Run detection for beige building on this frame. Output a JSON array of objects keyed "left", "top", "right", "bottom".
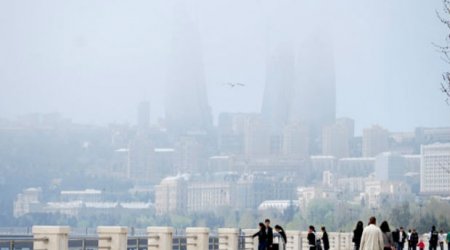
[
  {"left": 244, "top": 116, "right": 270, "bottom": 158},
  {"left": 154, "top": 175, "right": 188, "bottom": 215},
  {"left": 282, "top": 123, "right": 309, "bottom": 159},
  {"left": 362, "top": 125, "right": 389, "bottom": 157},
  {"left": 322, "top": 118, "right": 354, "bottom": 159}
]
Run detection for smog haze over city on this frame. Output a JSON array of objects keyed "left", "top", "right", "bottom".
[{"left": 1, "top": 0, "right": 450, "bottom": 241}]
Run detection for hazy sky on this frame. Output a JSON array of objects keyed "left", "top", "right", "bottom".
[{"left": 0, "top": 0, "right": 449, "bottom": 134}]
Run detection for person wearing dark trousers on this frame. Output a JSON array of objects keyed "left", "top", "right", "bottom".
[
  {"left": 409, "top": 229, "right": 419, "bottom": 250},
  {"left": 307, "top": 226, "right": 316, "bottom": 250},
  {"left": 446, "top": 231, "right": 450, "bottom": 250},
  {"left": 429, "top": 226, "right": 439, "bottom": 250},
  {"left": 273, "top": 225, "right": 287, "bottom": 250},
  {"left": 253, "top": 223, "right": 267, "bottom": 250},
  {"left": 321, "top": 227, "right": 330, "bottom": 250},
  {"left": 398, "top": 227, "right": 407, "bottom": 250},
  {"left": 393, "top": 229, "right": 400, "bottom": 250},
  {"left": 407, "top": 229, "right": 412, "bottom": 250},
  {"left": 265, "top": 219, "right": 274, "bottom": 249},
  {"left": 353, "top": 221, "right": 364, "bottom": 250}
]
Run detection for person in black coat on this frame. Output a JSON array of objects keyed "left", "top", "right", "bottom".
[
  {"left": 265, "top": 218, "right": 274, "bottom": 249},
  {"left": 253, "top": 223, "right": 267, "bottom": 250},
  {"left": 307, "top": 225, "right": 316, "bottom": 250},
  {"left": 393, "top": 228, "right": 400, "bottom": 247},
  {"left": 352, "top": 221, "right": 364, "bottom": 250},
  {"left": 321, "top": 227, "right": 330, "bottom": 250},
  {"left": 409, "top": 229, "right": 419, "bottom": 250},
  {"left": 429, "top": 226, "right": 439, "bottom": 250}
]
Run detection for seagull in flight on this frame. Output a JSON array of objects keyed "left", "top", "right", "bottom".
[{"left": 224, "top": 82, "right": 245, "bottom": 88}]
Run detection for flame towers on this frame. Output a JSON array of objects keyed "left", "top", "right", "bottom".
[
  {"left": 165, "top": 5, "right": 212, "bottom": 135},
  {"left": 262, "top": 27, "right": 336, "bottom": 153}
]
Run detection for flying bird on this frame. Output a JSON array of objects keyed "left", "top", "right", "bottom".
[{"left": 224, "top": 82, "right": 245, "bottom": 88}]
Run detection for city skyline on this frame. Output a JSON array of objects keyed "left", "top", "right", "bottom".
[{"left": 0, "top": 0, "right": 449, "bottom": 134}]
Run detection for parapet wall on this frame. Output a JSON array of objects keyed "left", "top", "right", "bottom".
[{"left": 30, "top": 226, "right": 354, "bottom": 250}]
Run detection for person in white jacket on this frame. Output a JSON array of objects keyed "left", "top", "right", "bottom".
[{"left": 360, "top": 217, "right": 384, "bottom": 250}]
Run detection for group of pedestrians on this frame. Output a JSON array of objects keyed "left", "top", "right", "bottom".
[
  {"left": 252, "top": 219, "right": 287, "bottom": 250},
  {"left": 252, "top": 218, "right": 330, "bottom": 250},
  {"left": 355, "top": 216, "right": 450, "bottom": 250},
  {"left": 253, "top": 217, "right": 450, "bottom": 250}
]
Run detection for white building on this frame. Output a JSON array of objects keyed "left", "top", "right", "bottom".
[
  {"left": 420, "top": 143, "right": 450, "bottom": 195},
  {"left": 258, "top": 200, "right": 300, "bottom": 213},
  {"left": 13, "top": 188, "right": 42, "bottom": 218},
  {"left": 60, "top": 189, "right": 102, "bottom": 202},
  {"left": 187, "top": 182, "right": 235, "bottom": 212}
]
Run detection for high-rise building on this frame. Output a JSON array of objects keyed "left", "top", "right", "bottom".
[
  {"left": 165, "top": 5, "right": 212, "bottom": 135},
  {"left": 137, "top": 101, "right": 150, "bottom": 134},
  {"left": 261, "top": 45, "right": 295, "bottom": 133},
  {"left": 174, "top": 136, "right": 204, "bottom": 174},
  {"left": 337, "top": 157, "right": 375, "bottom": 177},
  {"left": 243, "top": 116, "right": 271, "bottom": 158},
  {"left": 127, "top": 136, "right": 153, "bottom": 181},
  {"left": 362, "top": 125, "right": 389, "bottom": 157},
  {"left": 322, "top": 118, "right": 354, "bottom": 159},
  {"left": 420, "top": 143, "right": 450, "bottom": 195},
  {"left": 289, "top": 31, "right": 336, "bottom": 144},
  {"left": 415, "top": 127, "right": 450, "bottom": 150},
  {"left": 282, "top": 123, "right": 309, "bottom": 159},
  {"left": 374, "top": 152, "right": 407, "bottom": 181}
]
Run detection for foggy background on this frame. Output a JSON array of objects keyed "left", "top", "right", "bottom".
[{"left": 0, "top": 0, "right": 448, "bottom": 133}]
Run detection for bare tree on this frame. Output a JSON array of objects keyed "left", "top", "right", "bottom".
[{"left": 437, "top": 0, "right": 450, "bottom": 103}]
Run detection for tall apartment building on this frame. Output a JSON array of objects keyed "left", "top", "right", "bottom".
[
  {"left": 420, "top": 143, "right": 450, "bottom": 195},
  {"left": 362, "top": 125, "right": 389, "bottom": 157}
]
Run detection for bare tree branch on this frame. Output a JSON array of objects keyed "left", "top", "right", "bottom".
[{"left": 437, "top": 0, "right": 450, "bottom": 102}]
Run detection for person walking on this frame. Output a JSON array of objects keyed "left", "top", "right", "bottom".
[
  {"left": 446, "top": 230, "right": 450, "bottom": 250},
  {"left": 407, "top": 229, "right": 412, "bottom": 250},
  {"left": 393, "top": 228, "right": 400, "bottom": 250},
  {"left": 353, "top": 221, "right": 364, "bottom": 250},
  {"left": 307, "top": 226, "right": 317, "bottom": 250},
  {"left": 409, "top": 229, "right": 419, "bottom": 250},
  {"left": 438, "top": 230, "right": 445, "bottom": 250},
  {"left": 253, "top": 223, "right": 267, "bottom": 250},
  {"left": 273, "top": 225, "right": 287, "bottom": 250},
  {"left": 398, "top": 227, "right": 407, "bottom": 250},
  {"left": 380, "top": 221, "right": 395, "bottom": 250},
  {"left": 265, "top": 219, "right": 274, "bottom": 249},
  {"left": 417, "top": 239, "right": 425, "bottom": 250},
  {"left": 321, "top": 227, "right": 330, "bottom": 250},
  {"left": 429, "top": 226, "right": 439, "bottom": 250},
  {"left": 360, "top": 217, "right": 384, "bottom": 250}
]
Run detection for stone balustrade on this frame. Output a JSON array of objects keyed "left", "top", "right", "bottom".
[
  {"left": 30, "top": 226, "right": 355, "bottom": 250},
  {"left": 32, "top": 226, "right": 70, "bottom": 250}
]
